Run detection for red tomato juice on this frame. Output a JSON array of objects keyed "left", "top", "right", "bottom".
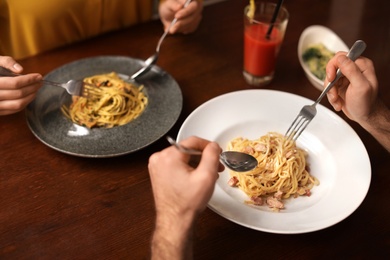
[{"left": 244, "top": 24, "right": 283, "bottom": 76}]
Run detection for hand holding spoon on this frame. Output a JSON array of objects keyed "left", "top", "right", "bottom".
[
  {"left": 130, "top": 0, "right": 192, "bottom": 80},
  {"left": 166, "top": 136, "right": 258, "bottom": 172}
]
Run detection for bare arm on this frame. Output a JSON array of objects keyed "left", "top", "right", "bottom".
[
  {"left": 358, "top": 99, "right": 390, "bottom": 152},
  {"left": 148, "top": 136, "right": 223, "bottom": 259}
]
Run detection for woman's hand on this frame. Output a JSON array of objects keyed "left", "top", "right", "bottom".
[
  {"left": 0, "top": 56, "right": 42, "bottom": 115},
  {"left": 159, "top": 0, "right": 204, "bottom": 34}
]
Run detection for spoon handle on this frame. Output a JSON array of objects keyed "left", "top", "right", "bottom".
[
  {"left": 166, "top": 136, "right": 202, "bottom": 155},
  {"left": 156, "top": 0, "right": 192, "bottom": 52}
]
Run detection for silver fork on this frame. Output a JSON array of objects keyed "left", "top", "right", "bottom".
[
  {"left": 285, "top": 40, "right": 367, "bottom": 141},
  {"left": 130, "top": 0, "right": 192, "bottom": 80},
  {"left": 0, "top": 66, "right": 92, "bottom": 97}
]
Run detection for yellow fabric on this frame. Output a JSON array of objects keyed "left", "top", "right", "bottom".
[{"left": 0, "top": 0, "right": 154, "bottom": 59}]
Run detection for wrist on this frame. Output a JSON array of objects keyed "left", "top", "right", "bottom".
[
  {"left": 359, "top": 100, "right": 389, "bottom": 129},
  {"left": 154, "top": 209, "right": 196, "bottom": 242},
  {"left": 151, "top": 210, "right": 197, "bottom": 259},
  {"left": 359, "top": 100, "right": 390, "bottom": 152}
]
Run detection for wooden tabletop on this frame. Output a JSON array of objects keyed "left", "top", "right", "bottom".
[{"left": 1, "top": 0, "right": 389, "bottom": 258}]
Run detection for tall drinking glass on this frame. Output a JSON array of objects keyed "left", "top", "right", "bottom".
[{"left": 243, "top": 2, "right": 289, "bottom": 87}]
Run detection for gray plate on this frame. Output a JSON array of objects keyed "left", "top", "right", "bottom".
[{"left": 26, "top": 56, "right": 182, "bottom": 158}]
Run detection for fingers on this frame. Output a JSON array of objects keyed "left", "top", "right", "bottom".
[
  {"left": 0, "top": 56, "right": 24, "bottom": 73},
  {"left": 171, "top": 15, "right": 202, "bottom": 34},
  {"left": 149, "top": 136, "right": 223, "bottom": 175},
  {"left": 0, "top": 72, "right": 42, "bottom": 87},
  {"left": 179, "top": 135, "right": 212, "bottom": 151},
  {"left": 149, "top": 144, "right": 188, "bottom": 169},
  {"left": 197, "top": 142, "right": 224, "bottom": 178},
  {"left": 178, "top": 136, "right": 223, "bottom": 169},
  {"left": 168, "top": 1, "right": 203, "bottom": 34},
  {"left": 0, "top": 79, "right": 42, "bottom": 101},
  {"left": 174, "top": 0, "right": 203, "bottom": 20},
  {"left": 0, "top": 92, "right": 37, "bottom": 115},
  {"left": 0, "top": 71, "right": 42, "bottom": 115},
  {"left": 326, "top": 52, "right": 369, "bottom": 89},
  {"left": 324, "top": 52, "right": 359, "bottom": 111},
  {"left": 326, "top": 76, "right": 349, "bottom": 111},
  {"left": 325, "top": 51, "right": 346, "bottom": 83}
]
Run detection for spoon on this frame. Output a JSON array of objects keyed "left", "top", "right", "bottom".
[
  {"left": 166, "top": 136, "right": 258, "bottom": 172},
  {"left": 130, "top": 0, "right": 192, "bottom": 80}
]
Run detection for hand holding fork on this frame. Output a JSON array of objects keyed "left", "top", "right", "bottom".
[
  {"left": 285, "top": 40, "right": 367, "bottom": 141},
  {"left": 0, "top": 66, "right": 92, "bottom": 97}
]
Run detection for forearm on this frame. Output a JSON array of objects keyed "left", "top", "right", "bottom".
[
  {"left": 359, "top": 100, "right": 390, "bottom": 153},
  {"left": 151, "top": 212, "right": 196, "bottom": 260}
]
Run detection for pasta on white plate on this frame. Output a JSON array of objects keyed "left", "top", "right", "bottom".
[
  {"left": 62, "top": 72, "right": 148, "bottom": 128},
  {"left": 227, "top": 132, "right": 319, "bottom": 211}
]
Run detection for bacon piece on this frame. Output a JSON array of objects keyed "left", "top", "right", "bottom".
[
  {"left": 266, "top": 197, "right": 284, "bottom": 209},
  {"left": 251, "top": 196, "right": 264, "bottom": 206},
  {"left": 228, "top": 176, "right": 239, "bottom": 187},
  {"left": 274, "top": 190, "right": 283, "bottom": 200},
  {"left": 244, "top": 146, "right": 254, "bottom": 154},
  {"left": 297, "top": 187, "right": 311, "bottom": 196},
  {"left": 297, "top": 187, "right": 306, "bottom": 195},
  {"left": 254, "top": 143, "right": 267, "bottom": 153}
]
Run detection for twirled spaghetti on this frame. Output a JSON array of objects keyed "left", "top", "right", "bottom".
[
  {"left": 62, "top": 72, "right": 148, "bottom": 128},
  {"left": 227, "top": 132, "right": 319, "bottom": 210}
]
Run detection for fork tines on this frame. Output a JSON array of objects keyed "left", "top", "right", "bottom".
[
  {"left": 285, "top": 115, "right": 309, "bottom": 141},
  {"left": 81, "top": 83, "right": 101, "bottom": 98},
  {"left": 285, "top": 107, "right": 314, "bottom": 141}
]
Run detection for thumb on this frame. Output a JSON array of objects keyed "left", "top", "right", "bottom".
[
  {"left": 0, "top": 56, "right": 23, "bottom": 73},
  {"left": 196, "top": 142, "right": 222, "bottom": 178}
]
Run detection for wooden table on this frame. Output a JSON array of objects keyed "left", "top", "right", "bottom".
[{"left": 1, "top": 0, "right": 389, "bottom": 258}]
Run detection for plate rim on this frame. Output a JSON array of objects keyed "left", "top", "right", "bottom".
[{"left": 177, "top": 89, "right": 371, "bottom": 234}]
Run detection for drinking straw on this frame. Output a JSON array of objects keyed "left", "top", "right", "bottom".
[{"left": 266, "top": 0, "right": 284, "bottom": 39}]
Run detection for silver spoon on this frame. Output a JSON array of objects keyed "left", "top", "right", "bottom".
[
  {"left": 131, "top": 0, "right": 192, "bottom": 80},
  {"left": 166, "top": 136, "right": 258, "bottom": 172}
]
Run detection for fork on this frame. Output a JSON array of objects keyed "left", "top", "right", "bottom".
[
  {"left": 285, "top": 40, "right": 367, "bottom": 141},
  {"left": 0, "top": 66, "right": 91, "bottom": 97}
]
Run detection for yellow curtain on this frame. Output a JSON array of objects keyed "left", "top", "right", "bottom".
[{"left": 0, "top": 0, "right": 154, "bottom": 59}]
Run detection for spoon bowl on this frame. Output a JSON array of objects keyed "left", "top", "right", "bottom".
[
  {"left": 166, "top": 136, "right": 258, "bottom": 172},
  {"left": 130, "top": 53, "right": 159, "bottom": 80},
  {"left": 219, "top": 151, "right": 258, "bottom": 172}
]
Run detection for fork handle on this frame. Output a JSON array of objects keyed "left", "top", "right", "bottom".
[
  {"left": 0, "top": 66, "right": 63, "bottom": 88},
  {"left": 314, "top": 40, "right": 367, "bottom": 105}
]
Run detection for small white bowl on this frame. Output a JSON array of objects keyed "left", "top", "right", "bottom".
[{"left": 298, "top": 25, "right": 348, "bottom": 91}]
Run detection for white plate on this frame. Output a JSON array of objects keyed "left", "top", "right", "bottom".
[{"left": 177, "top": 89, "right": 371, "bottom": 234}]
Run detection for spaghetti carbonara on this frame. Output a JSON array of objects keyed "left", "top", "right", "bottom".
[
  {"left": 62, "top": 72, "right": 148, "bottom": 128},
  {"left": 227, "top": 132, "right": 319, "bottom": 211}
]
